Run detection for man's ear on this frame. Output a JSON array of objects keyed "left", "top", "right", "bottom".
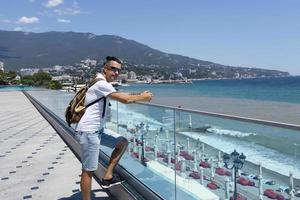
[{"left": 102, "top": 67, "right": 107, "bottom": 74}]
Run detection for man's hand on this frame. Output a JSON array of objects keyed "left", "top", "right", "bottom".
[{"left": 141, "top": 90, "right": 153, "bottom": 102}]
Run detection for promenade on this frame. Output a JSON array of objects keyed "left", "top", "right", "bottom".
[{"left": 0, "top": 91, "right": 111, "bottom": 200}]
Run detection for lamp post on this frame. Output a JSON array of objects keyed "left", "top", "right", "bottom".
[
  {"left": 140, "top": 123, "right": 148, "bottom": 166},
  {"left": 223, "top": 150, "right": 246, "bottom": 200}
]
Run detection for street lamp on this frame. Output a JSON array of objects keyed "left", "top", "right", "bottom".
[{"left": 223, "top": 150, "right": 246, "bottom": 200}]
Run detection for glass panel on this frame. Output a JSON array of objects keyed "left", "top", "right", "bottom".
[
  {"left": 111, "top": 102, "right": 179, "bottom": 200},
  {"left": 175, "top": 110, "right": 300, "bottom": 200},
  {"left": 25, "top": 89, "right": 300, "bottom": 200},
  {"left": 174, "top": 111, "right": 220, "bottom": 200},
  {"left": 27, "top": 89, "right": 73, "bottom": 120}
]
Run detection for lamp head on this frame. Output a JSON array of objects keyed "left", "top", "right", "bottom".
[
  {"left": 231, "top": 149, "right": 239, "bottom": 160},
  {"left": 239, "top": 153, "right": 246, "bottom": 163}
]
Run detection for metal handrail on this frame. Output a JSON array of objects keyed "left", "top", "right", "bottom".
[{"left": 135, "top": 102, "right": 300, "bottom": 131}]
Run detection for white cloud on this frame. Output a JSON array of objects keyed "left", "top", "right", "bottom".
[
  {"left": 14, "top": 27, "right": 22, "bottom": 31},
  {"left": 46, "top": 0, "right": 63, "bottom": 8},
  {"left": 17, "top": 16, "right": 39, "bottom": 24},
  {"left": 54, "top": 8, "right": 81, "bottom": 16},
  {"left": 57, "top": 18, "right": 71, "bottom": 23}
]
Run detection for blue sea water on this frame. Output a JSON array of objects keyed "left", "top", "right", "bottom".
[
  {"left": 0, "top": 85, "right": 35, "bottom": 91},
  {"left": 120, "top": 76, "right": 300, "bottom": 104}
]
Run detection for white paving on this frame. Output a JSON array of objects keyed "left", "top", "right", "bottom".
[{"left": 0, "top": 91, "right": 111, "bottom": 200}]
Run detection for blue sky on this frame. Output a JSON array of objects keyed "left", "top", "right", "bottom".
[{"left": 0, "top": 0, "right": 300, "bottom": 75}]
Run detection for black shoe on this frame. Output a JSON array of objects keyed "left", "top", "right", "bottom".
[{"left": 101, "top": 175, "right": 122, "bottom": 188}]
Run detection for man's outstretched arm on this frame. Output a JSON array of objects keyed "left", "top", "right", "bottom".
[{"left": 109, "top": 90, "right": 153, "bottom": 104}]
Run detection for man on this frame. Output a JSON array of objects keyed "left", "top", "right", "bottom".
[{"left": 75, "top": 56, "right": 153, "bottom": 200}]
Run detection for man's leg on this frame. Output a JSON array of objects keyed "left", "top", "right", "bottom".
[
  {"left": 80, "top": 170, "right": 93, "bottom": 200},
  {"left": 103, "top": 139, "right": 128, "bottom": 180},
  {"left": 78, "top": 132, "right": 100, "bottom": 198}
]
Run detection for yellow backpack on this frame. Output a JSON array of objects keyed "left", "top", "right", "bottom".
[{"left": 65, "top": 78, "right": 106, "bottom": 126}]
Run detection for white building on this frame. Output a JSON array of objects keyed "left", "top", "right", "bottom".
[
  {"left": 53, "top": 65, "right": 64, "bottom": 71},
  {"left": 52, "top": 74, "right": 72, "bottom": 82},
  {"left": 0, "top": 61, "right": 4, "bottom": 72},
  {"left": 128, "top": 71, "right": 137, "bottom": 79},
  {"left": 20, "top": 68, "right": 39, "bottom": 76},
  {"left": 81, "top": 58, "right": 97, "bottom": 66}
]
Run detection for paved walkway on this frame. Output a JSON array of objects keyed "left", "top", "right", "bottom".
[{"left": 0, "top": 91, "right": 112, "bottom": 200}]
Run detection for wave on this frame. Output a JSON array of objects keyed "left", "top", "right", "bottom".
[
  {"left": 179, "top": 131, "right": 300, "bottom": 179},
  {"left": 206, "top": 126, "right": 256, "bottom": 138}
]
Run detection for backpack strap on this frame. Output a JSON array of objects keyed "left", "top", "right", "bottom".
[
  {"left": 85, "top": 96, "right": 106, "bottom": 118},
  {"left": 88, "top": 77, "right": 103, "bottom": 87},
  {"left": 85, "top": 77, "right": 107, "bottom": 118}
]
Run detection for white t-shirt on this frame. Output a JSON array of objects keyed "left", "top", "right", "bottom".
[{"left": 76, "top": 73, "right": 116, "bottom": 132}]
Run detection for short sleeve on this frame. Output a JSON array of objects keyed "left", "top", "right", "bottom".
[{"left": 92, "top": 80, "right": 116, "bottom": 97}]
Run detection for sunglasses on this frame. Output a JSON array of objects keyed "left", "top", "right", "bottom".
[{"left": 106, "top": 65, "right": 121, "bottom": 73}]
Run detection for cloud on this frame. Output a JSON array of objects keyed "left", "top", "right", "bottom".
[
  {"left": 17, "top": 16, "right": 39, "bottom": 24},
  {"left": 54, "top": 8, "right": 81, "bottom": 16},
  {"left": 46, "top": 0, "right": 63, "bottom": 8},
  {"left": 14, "top": 27, "right": 23, "bottom": 31},
  {"left": 57, "top": 18, "right": 71, "bottom": 23}
]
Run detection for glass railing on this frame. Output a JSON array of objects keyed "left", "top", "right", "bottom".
[{"left": 26, "top": 89, "right": 300, "bottom": 200}]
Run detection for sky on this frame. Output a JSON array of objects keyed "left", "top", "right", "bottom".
[{"left": 0, "top": 0, "right": 300, "bottom": 75}]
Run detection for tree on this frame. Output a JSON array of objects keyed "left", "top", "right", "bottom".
[
  {"left": 32, "top": 71, "right": 52, "bottom": 86},
  {"left": 48, "top": 80, "right": 62, "bottom": 89}
]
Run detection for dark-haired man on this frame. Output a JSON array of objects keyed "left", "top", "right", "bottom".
[{"left": 75, "top": 56, "right": 153, "bottom": 200}]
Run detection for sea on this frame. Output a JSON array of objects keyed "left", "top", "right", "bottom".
[
  {"left": 116, "top": 76, "right": 300, "bottom": 180},
  {"left": 1, "top": 76, "right": 300, "bottom": 180},
  {"left": 120, "top": 76, "right": 300, "bottom": 104}
]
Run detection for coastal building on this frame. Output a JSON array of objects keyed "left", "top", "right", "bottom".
[
  {"left": 52, "top": 74, "right": 72, "bottom": 82},
  {"left": 189, "top": 69, "right": 197, "bottom": 74},
  {"left": 53, "top": 65, "right": 64, "bottom": 71},
  {"left": 0, "top": 61, "right": 4, "bottom": 72},
  {"left": 78, "top": 58, "right": 97, "bottom": 69},
  {"left": 128, "top": 71, "right": 137, "bottom": 79},
  {"left": 20, "top": 68, "right": 39, "bottom": 76}
]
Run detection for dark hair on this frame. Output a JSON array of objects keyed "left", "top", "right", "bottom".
[{"left": 104, "top": 56, "right": 123, "bottom": 65}]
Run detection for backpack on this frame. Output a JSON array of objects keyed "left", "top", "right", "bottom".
[{"left": 65, "top": 78, "right": 107, "bottom": 126}]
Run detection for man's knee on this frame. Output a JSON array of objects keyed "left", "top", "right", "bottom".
[
  {"left": 116, "top": 138, "right": 128, "bottom": 150},
  {"left": 82, "top": 170, "right": 93, "bottom": 177}
]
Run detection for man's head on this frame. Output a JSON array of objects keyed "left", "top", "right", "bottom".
[{"left": 102, "top": 56, "right": 122, "bottom": 82}]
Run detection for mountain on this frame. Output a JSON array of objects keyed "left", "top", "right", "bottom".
[{"left": 0, "top": 30, "right": 289, "bottom": 77}]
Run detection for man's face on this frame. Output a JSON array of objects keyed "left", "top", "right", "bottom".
[{"left": 103, "top": 60, "right": 122, "bottom": 82}]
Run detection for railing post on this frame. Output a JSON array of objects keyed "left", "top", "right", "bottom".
[
  {"left": 167, "top": 150, "right": 171, "bottom": 167},
  {"left": 201, "top": 143, "right": 205, "bottom": 160},
  {"left": 186, "top": 137, "right": 190, "bottom": 154},
  {"left": 225, "top": 178, "right": 230, "bottom": 200},
  {"left": 138, "top": 144, "right": 142, "bottom": 162},
  {"left": 181, "top": 159, "right": 186, "bottom": 177},
  {"left": 154, "top": 145, "right": 158, "bottom": 161},
  {"left": 193, "top": 150, "right": 197, "bottom": 171},
  {"left": 258, "top": 162, "right": 263, "bottom": 200},
  {"left": 200, "top": 167, "right": 204, "bottom": 185}
]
